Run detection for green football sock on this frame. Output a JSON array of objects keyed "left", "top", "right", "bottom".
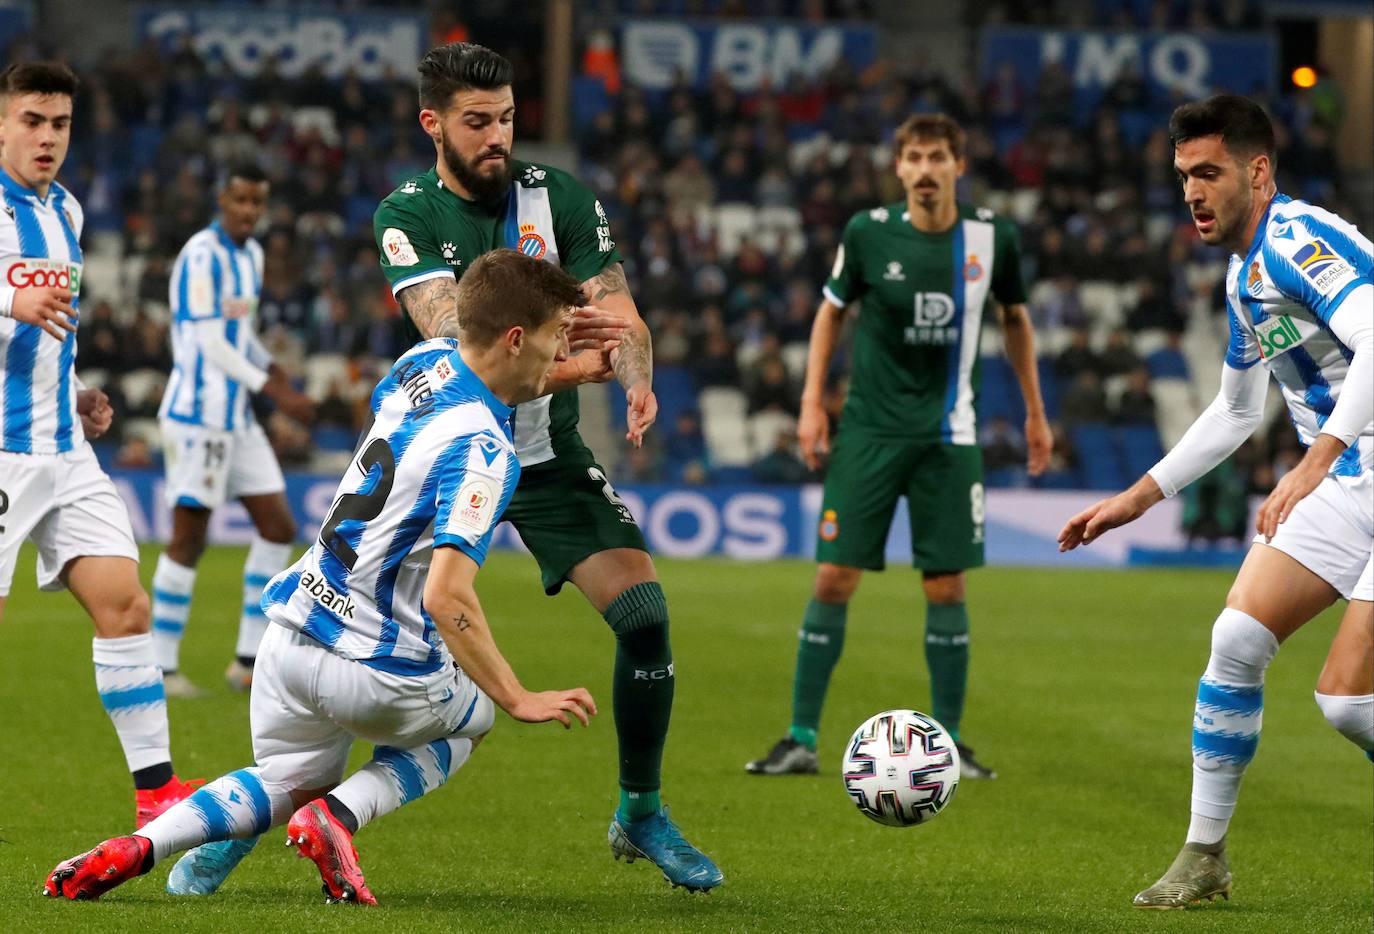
[
  {"left": 789, "top": 599, "right": 848, "bottom": 749},
  {"left": 605, "top": 582, "right": 672, "bottom": 823},
  {"left": 925, "top": 602, "right": 970, "bottom": 742}
]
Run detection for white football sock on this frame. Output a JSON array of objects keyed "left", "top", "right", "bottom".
[
  {"left": 330, "top": 737, "right": 474, "bottom": 832},
  {"left": 151, "top": 555, "right": 196, "bottom": 672},
  {"left": 235, "top": 537, "right": 291, "bottom": 661},
  {"left": 93, "top": 633, "right": 171, "bottom": 773},
  {"left": 139, "top": 767, "right": 292, "bottom": 865},
  {"left": 1187, "top": 608, "right": 1278, "bottom": 845}
]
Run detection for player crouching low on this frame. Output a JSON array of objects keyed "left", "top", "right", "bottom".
[{"left": 42, "top": 250, "right": 597, "bottom": 905}]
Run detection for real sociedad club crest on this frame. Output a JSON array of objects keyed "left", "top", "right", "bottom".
[{"left": 517, "top": 223, "right": 547, "bottom": 259}]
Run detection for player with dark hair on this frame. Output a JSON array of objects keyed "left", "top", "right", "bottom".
[
  {"left": 149, "top": 162, "right": 316, "bottom": 698},
  {"left": 746, "top": 113, "right": 1052, "bottom": 780},
  {"left": 44, "top": 249, "right": 598, "bottom": 905},
  {"left": 0, "top": 61, "right": 200, "bottom": 826},
  {"left": 1061, "top": 94, "right": 1372, "bottom": 909},
  {"left": 378, "top": 41, "right": 720, "bottom": 892}
]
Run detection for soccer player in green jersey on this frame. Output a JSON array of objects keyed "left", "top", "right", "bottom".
[
  {"left": 373, "top": 43, "right": 719, "bottom": 890},
  {"left": 747, "top": 114, "right": 1052, "bottom": 780}
]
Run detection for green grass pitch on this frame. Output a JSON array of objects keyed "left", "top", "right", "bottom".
[{"left": 1, "top": 545, "right": 1369, "bottom": 932}]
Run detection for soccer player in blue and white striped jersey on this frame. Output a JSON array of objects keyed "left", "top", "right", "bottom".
[
  {"left": 1059, "top": 95, "right": 1372, "bottom": 909},
  {"left": 44, "top": 249, "right": 598, "bottom": 905},
  {"left": 0, "top": 61, "right": 200, "bottom": 828},
  {"left": 151, "top": 165, "right": 316, "bottom": 698}
]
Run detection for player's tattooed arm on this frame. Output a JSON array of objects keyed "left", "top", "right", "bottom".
[
  {"left": 582, "top": 263, "right": 658, "bottom": 446},
  {"left": 398, "top": 276, "right": 461, "bottom": 340},
  {"left": 586, "top": 263, "right": 652, "bottom": 388},
  {"left": 455, "top": 613, "right": 471, "bottom": 632}
]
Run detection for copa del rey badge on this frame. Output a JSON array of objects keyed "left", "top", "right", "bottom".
[{"left": 453, "top": 476, "right": 497, "bottom": 535}]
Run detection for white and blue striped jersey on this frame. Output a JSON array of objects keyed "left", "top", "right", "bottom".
[
  {"left": 158, "top": 222, "right": 267, "bottom": 431},
  {"left": 0, "top": 173, "right": 85, "bottom": 454},
  {"left": 1223, "top": 193, "right": 1373, "bottom": 476},
  {"left": 262, "top": 339, "right": 520, "bottom": 677}
]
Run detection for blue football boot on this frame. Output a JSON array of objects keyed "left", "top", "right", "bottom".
[
  {"left": 608, "top": 807, "right": 723, "bottom": 892},
  {"left": 166, "top": 836, "right": 259, "bottom": 895}
]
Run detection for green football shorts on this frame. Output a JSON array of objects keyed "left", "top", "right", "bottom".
[
  {"left": 503, "top": 458, "right": 649, "bottom": 595},
  {"left": 814, "top": 433, "right": 985, "bottom": 572}
]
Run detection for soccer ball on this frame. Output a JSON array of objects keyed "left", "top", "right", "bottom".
[{"left": 841, "top": 709, "right": 960, "bottom": 827}]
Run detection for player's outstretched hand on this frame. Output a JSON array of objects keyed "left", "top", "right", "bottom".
[
  {"left": 1025, "top": 413, "right": 1053, "bottom": 476},
  {"left": 798, "top": 402, "right": 830, "bottom": 471},
  {"left": 508, "top": 688, "right": 598, "bottom": 729},
  {"left": 568, "top": 305, "right": 627, "bottom": 354},
  {"left": 76, "top": 388, "right": 114, "bottom": 439},
  {"left": 1058, "top": 492, "right": 1143, "bottom": 551},
  {"left": 625, "top": 382, "right": 657, "bottom": 448},
  {"left": 11, "top": 286, "right": 77, "bottom": 341}
]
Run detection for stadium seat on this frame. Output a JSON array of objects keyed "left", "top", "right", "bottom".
[
  {"left": 780, "top": 342, "right": 809, "bottom": 382},
  {"left": 122, "top": 417, "right": 162, "bottom": 448},
  {"left": 977, "top": 356, "right": 1018, "bottom": 422},
  {"left": 313, "top": 425, "right": 358, "bottom": 453},
  {"left": 698, "top": 386, "right": 751, "bottom": 467},
  {"left": 119, "top": 368, "right": 166, "bottom": 409},
  {"left": 710, "top": 204, "right": 760, "bottom": 259},
  {"left": 304, "top": 354, "right": 349, "bottom": 400},
  {"left": 1118, "top": 425, "right": 1165, "bottom": 479},
  {"left": 746, "top": 411, "right": 797, "bottom": 461},
  {"left": 1150, "top": 378, "right": 1199, "bottom": 448},
  {"left": 1070, "top": 424, "right": 1128, "bottom": 490}
]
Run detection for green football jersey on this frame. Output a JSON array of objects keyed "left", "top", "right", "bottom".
[
  {"left": 374, "top": 160, "right": 621, "bottom": 468},
  {"left": 823, "top": 202, "right": 1027, "bottom": 444}
]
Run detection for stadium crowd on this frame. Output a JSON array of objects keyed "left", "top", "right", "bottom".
[{"left": 16, "top": 6, "right": 1365, "bottom": 524}]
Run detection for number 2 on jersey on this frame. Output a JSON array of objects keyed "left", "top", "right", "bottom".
[{"left": 319, "top": 438, "right": 397, "bottom": 571}]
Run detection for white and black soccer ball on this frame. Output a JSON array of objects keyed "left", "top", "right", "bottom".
[{"left": 841, "top": 709, "right": 960, "bottom": 827}]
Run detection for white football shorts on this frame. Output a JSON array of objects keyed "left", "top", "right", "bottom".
[
  {"left": 1257, "top": 470, "right": 1374, "bottom": 601},
  {"left": 0, "top": 443, "right": 139, "bottom": 596},
  {"left": 249, "top": 624, "right": 495, "bottom": 793},
  {"left": 160, "top": 419, "right": 285, "bottom": 510}
]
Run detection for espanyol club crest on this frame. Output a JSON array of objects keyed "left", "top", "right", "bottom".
[
  {"left": 819, "top": 509, "right": 839, "bottom": 542},
  {"left": 517, "top": 223, "right": 547, "bottom": 259},
  {"left": 964, "top": 254, "right": 983, "bottom": 282}
]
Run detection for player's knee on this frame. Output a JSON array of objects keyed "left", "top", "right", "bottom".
[
  {"left": 1206, "top": 608, "right": 1279, "bottom": 681},
  {"left": 168, "top": 535, "right": 208, "bottom": 567},
  {"left": 921, "top": 572, "right": 965, "bottom": 605},
  {"left": 260, "top": 515, "right": 297, "bottom": 545},
  {"left": 604, "top": 581, "right": 669, "bottom": 640},
  {"left": 1314, "top": 691, "right": 1374, "bottom": 747},
  {"left": 814, "top": 564, "right": 860, "bottom": 603},
  {"left": 95, "top": 586, "right": 151, "bottom": 638}
]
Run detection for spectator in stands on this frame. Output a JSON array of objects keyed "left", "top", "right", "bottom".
[
  {"left": 981, "top": 416, "right": 1026, "bottom": 471},
  {"left": 752, "top": 428, "right": 811, "bottom": 485},
  {"left": 1146, "top": 330, "right": 1192, "bottom": 380},
  {"left": 1055, "top": 327, "right": 1101, "bottom": 381},
  {"left": 75, "top": 299, "right": 123, "bottom": 372},
  {"left": 1060, "top": 370, "right": 1110, "bottom": 425},
  {"left": 665, "top": 410, "right": 709, "bottom": 476},
  {"left": 692, "top": 331, "right": 742, "bottom": 389},
  {"left": 1126, "top": 275, "right": 1186, "bottom": 332},
  {"left": 1114, "top": 367, "right": 1158, "bottom": 425},
  {"left": 1099, "top": 330, "right": 1142, "bottom": 377},
  {"left": 662, "top": 153, "right": 715, "bottom": 225},
  {"left": 746, "top": 354, "right": 800, "bottom": 417}
]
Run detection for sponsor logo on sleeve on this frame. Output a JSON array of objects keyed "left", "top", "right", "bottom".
[
  {"left": 450, "top": 476, "right": 498, "bottom": 537},
  {"left": 1292, "top": 238, "right": 1356, "bottom": 294},
  {"left": 382, "top": 227, "right": 420, "bottom": 266}
]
